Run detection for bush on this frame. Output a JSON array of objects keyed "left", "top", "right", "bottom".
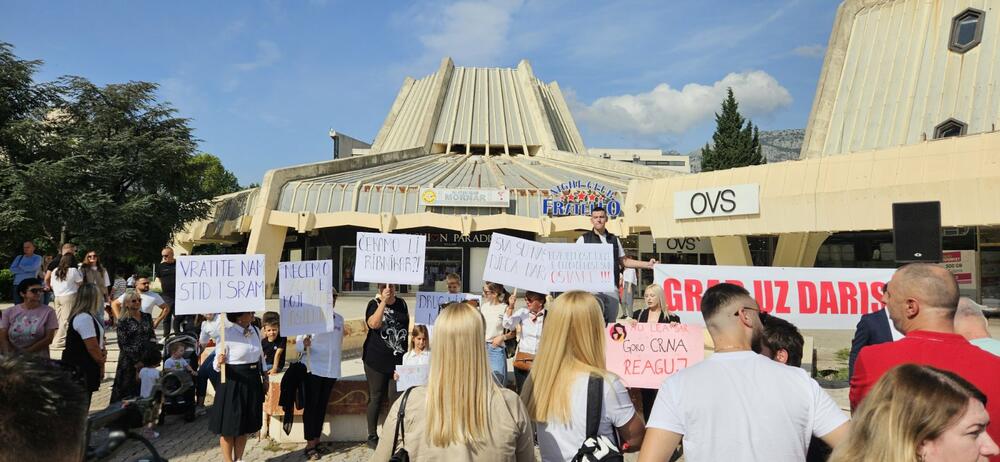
[{"left": 0, "top": 269, "right": 12, "bottom": 301}]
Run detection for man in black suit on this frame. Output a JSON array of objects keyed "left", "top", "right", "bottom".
[{"left": 848, "top": 309, "right": 897, "bottom": 378}]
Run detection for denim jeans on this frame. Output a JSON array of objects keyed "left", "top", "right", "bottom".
[
  {"left": 486, "top": 343, "right": 507, "bottom": 387},
  {"left": 196, "top": 351, "right": 220, "bottom": 400}
]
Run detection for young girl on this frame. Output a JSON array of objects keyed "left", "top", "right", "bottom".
[
  {"left": 394, "top": 325, "right": 430, "bottom": 380},
  {"left": 138, "top": 350, "right": 162, "bottom": 439},
  {"left": 164, "top": 342, "right": 196, "bottom": 376}
]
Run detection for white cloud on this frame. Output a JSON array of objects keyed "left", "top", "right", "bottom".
[
  {"left": 416, "top": 0, "right": 524, "bottom": 66},
  {"left": 792, "top": 44, "right": 825, "bottom": 58},
  {"left": 570, "top": 70, "right": 793, "bottom": 136},
  {"left": 235, "top": 40, "right": 282, "bottom": 71}
]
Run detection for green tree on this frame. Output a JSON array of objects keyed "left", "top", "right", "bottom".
[
  {"left": 191, "top": 152, "right": 241, "bottom": 197},
  {"left": 701, "top": 88, "right": 765, "bottom": 172},
  {"left": 0, "top": 43, "right": 215, "bottom": 267}
]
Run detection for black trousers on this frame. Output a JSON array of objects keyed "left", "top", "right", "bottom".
[
  {"left": 303, "top": 373, "right": 337, "bottom": 441},
  {"left": 514, "top": 368, "right": 529, "bottom": 393},
  {"left": 364, "top": 363, "right": 397, "bottom": 439}
]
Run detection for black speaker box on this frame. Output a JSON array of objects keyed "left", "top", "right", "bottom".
[{"left": 892, "top": 201, "right": 942, "bottom": 262}]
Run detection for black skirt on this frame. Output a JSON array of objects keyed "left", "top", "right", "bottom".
[{"left": 208, "top": 363, "right": 264, "bottom": 437}]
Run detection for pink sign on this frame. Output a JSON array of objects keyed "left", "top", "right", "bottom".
[{"left": 605, "top": 322, "right": 705, "bottom": 389}]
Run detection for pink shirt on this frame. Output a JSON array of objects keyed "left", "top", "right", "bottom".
[{"left": 0, "top": 304, "right": 58, "bottom": 356}]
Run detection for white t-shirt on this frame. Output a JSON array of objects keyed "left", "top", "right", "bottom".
[
  {"left": 117, "top": 291, "right": 165, "bottom": 315},
  {"left": 295, "top": 313, "right": 345, "bottom": 379},
  {"left": 51, "top": 268, "right": 84, "bottom": 296},
  {"left": 480, "top": 301, "right": 508, "bottom": 341},
  {"left": 71, "top": 313, "right": 105, "bottom": 349},
  {"left": 402, "top": 349, "right": 430, "bottom": 366},
  {"left": 648, "top": 351, "right": 848, "bottom": 462},
  {"left": 622, "top": 268, "right": 637, "bottom": 285},
  {"left": 199, "top": 315, "right": 230, "bottom": 347},
  {"left": 536, "top": 373, "right": 636, "bottom": 462},
  {"left": 214, "top": 324, "right": 263, "bottom": 371},
  {"left": 164, "top": 357, "right": 190, "bottom": 371},
  {"left": 139, "top": 367, "right": 160, "bottom": 398}
]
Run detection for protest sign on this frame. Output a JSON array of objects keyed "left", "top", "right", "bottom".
[
  {"left": 175, "top": 254, "right": 266, "bottom": 315},
  {"left": 278, "top": 260, "right": 334, "bottom": 337},
  {"left": 605, "top": 322, "right": 704, "bottom": 389},
  {"left": 414, "top": 292, "right": 481, "bottom": 326},
  {"left": 483, "top": 233, "right": 550, "bottom": 293},
  {"left": 396, "top": 364, "right": 431, "bottom": 391},
  {"left": 654, "top": 264, "right": 896, "bottom": 330},
  {"left": 353, "top": 232, "right": 426, "bottom": 285},
  {"left": 547, "top": 243, "right": 615, "bottom": 293}
]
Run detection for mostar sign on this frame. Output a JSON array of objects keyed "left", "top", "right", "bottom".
[
  {"left": 673, "top": 184, "right": 760, "bottom": 220},
  {"left": 419, "top": 188, "right": 510, "bottom": 208}
]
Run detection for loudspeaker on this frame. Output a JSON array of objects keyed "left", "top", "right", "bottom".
[{"left": 892, "top": 201, "right": 942, "bottom": 262}]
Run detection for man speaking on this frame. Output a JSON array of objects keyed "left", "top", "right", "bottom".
[{"left": 576, "top": 206, "right": 657, "bottom": 324}]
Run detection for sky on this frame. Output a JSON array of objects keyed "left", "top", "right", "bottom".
[{"left": 1, "top": 0, "right": 839, "bottom": 184}]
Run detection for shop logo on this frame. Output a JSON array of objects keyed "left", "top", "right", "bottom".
[
  {"left": 542, "top": 180, "right": 623, "bottom": 217},
  {"left": 421, "top": 190, "right": 437, "bottom": 204}
]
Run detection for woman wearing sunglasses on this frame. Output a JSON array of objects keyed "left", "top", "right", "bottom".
[
  {"left": 80, "top": 250, "right": 112, "bottom": 324},
  {"left": 0, "top": 278, "right": 58, "bottom": 357},
  {"left": 109, "top": 291, "right": 156, "bottom": 402},
  {"left": 210, "top": 311, "right": 266, "bottom": 462}
]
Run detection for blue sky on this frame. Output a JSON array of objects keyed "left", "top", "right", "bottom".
[{"left": 2, "top": 0, "right": 838, "bottom": 184}]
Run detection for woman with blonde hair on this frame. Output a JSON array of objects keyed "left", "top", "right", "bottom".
[
  {"left": 628, "top": 283, "right": 680, "bottom": 420},
  {"left": 523, "top": 291, "right": 645, "bottom": 461},
  {"left": 373, "top": 302, "right": 534, "bottom": 461},
  {"left": 830, "top": 364, "right": 997, "bottom": 462},
  {"left": 60, "top": 283, "right": 107, "bottom": 405}
]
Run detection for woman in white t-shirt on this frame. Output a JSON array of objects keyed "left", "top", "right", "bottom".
[
  {"left": 49, "top": 254, "right": 84, "bottom": 349},
  {"left": 521, "top": 291, "right": 646, "bottom": 462},
  {"left": 60, "top": 283, "right": 106, "bottom": 405},
  {"left": 481, "top": 282, "right": 515, "bottom": 386}
]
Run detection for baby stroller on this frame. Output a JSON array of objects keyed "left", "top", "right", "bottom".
[{"left": 159, "top": 333, "right": 200, "bottom": 423}]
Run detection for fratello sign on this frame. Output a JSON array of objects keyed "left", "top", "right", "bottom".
[
  {"left": 673, "top": 183, "right": 760, "bottom": 220},
  {"left": 419, "top": 188, "right": 510, "bottom": 208},
  {"left": 542, "top": 180, "right": 623, "bottom": 218}
]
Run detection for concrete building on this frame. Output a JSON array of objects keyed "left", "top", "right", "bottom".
[
  {"left": 625, "top": 0, "right": 1000, "bottom": 302},
  {"left": 586, "top": 148, "right": 691, "bottom": 173},
  {"left": 174, "top": 58, "right": 673, "bottom": 295}
]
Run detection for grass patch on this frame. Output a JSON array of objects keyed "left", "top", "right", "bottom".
[
  {"left": 818, "top": 367, "right": 850, "bottom": 382},
  {"left": 834, "top": 348, "right": 850, "bottom": 362}
]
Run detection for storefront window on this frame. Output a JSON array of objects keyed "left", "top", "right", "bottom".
[{"left": 421, "top": 248, "right": 463, "bottom": 292}]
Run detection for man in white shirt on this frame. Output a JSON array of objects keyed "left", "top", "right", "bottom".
[
  {"left": 638, "top": 283, "right": 849, "bottom": 462},
  {"left": 110, "top": 276, "right": 171, "bottom": 331},
  {"left": 575, "top": 207, "right": 657, "bottom": 324}
]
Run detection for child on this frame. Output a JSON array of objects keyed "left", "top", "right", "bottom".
[
  {"left": 164, "top": 343, "right": 197, "bottom": 376},
  {"left": 137, "top": 350, "right": 162, "bottom": 439},
  {"left": 261, "top": 319, "right": 286, "bottom": 375},
  {"left": 394, "top": 325, "right": 430, "bottom": 380}
]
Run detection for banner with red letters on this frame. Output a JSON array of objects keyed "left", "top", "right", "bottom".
[{"left": 654, "top": 264, "right": 896, "bottom": 330}]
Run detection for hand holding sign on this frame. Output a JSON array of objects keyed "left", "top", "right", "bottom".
[
  {"left": 354, "top": 232, "right": 426, "bottom": 285},
  {"left": 279, "top": 260, "right": 334, "bottom": 337},
  {"left": 605, "top": 322, "right": 704, "bottom": 389},
  {"left": 175, "top": 254, "right": 266, "bottom": 315}
]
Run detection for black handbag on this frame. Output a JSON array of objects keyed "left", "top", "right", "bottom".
[
  {"left": 504, "top": 329, "right": 518, "bottom": 359},
  {"left": 388, "top": 386, "right": 416, "bottom": 462},
  {"left": 572, "top": 375, "right": 624, "bottom": 462}
]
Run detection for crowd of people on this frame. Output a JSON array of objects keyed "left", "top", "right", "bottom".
[{"left": 2, "top": 210, "right": 1000, "bottom": 462}]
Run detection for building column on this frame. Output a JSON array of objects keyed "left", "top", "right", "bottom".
[
  {"left": 710, "top": 236, "right": 753, "bottom": 266},
  {"left": 772, "top": 232, "right": 830, "bottom": 267},
  {"left": 246, "top": 222, "right": 289, "bottom": 297}
]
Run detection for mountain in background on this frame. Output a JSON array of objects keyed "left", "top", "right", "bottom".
[{"left": 684, "top": 128, "right": 805, "bottom": 172}]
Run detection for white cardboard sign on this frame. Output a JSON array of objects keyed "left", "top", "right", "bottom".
[
  {"left": 353, "top": 232, "right": 426, "bottom": 285},
  {"left": 279, "top": 260, "right": 334, "bottom": 337},
  {"left": 175, "top": 254, "right": 266, "bottom": 315},
  {"left": 395, "top": 364, "right": 431, "bottom": 391},
  {"left": 547, "top": 243, "right": 615, "bottom": 292},
  {"left": 482, "top": 233, "right": 551, "bottom": 293},
  {"left": 414, "top": 292, "right": 482, "bottom": 326}
]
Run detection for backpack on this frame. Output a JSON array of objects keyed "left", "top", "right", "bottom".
[{"left": 572, "top": 375, "right": 624, "bottom": 462}]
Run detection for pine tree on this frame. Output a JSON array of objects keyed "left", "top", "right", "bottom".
[{"left": 700, "top": 88, "right": 765, "bottom": 172}]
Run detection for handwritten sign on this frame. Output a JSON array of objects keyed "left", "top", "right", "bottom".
[
  {"left": 414, "top": 292, "right": 482, "bottom": 326},
  {"left": 279, "top": 260, "right": 334, "bottom": 337},
  {"left": 605, "top": 322, "right": 704, "bottom": 389},
  {"left": 354, "top": 232, "right": 426, "bottom": 285},
  {"left": 482, "top": 233, "right": 550, "bottom": 293},
  {"left": 175, "top": 254, "right": 265, "bottom": 315},
  {"left": 547, "top": 243, "right": 615, "bottom": 293},
  {"left": 395, "top": 364, "right": 430, "bottom": 391},
  {"left": 654, "top": 264, "right": 896, "bottom": 330}
]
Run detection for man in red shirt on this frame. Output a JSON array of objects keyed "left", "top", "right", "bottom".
[{"left": 851, "top": 263, "right": 1000, "bottom": 455}]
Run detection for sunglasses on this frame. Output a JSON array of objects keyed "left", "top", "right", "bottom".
[{"left": 734, "top": 306, "right": 760, "bottom": 317}]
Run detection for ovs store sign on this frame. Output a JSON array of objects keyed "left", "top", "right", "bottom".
[
  {"left": 673, "top": 184, "right": 759, "bottom": 220},
  {"left": 542, "top": 180, "right": 623, "bottom": 218}
]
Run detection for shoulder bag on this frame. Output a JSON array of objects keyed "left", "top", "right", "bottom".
[
  {"left": 388, "top": 386, "right": 416, "bottom": 462},
  {"left": 572, "top": 375, "right": 624, "bottom": 462}
]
